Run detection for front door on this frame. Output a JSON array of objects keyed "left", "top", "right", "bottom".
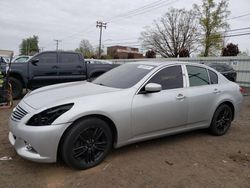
[
  {"left": 131, "top": 65, "right": 188, "bottom": 137},
  {"left": 28, "top": 52, "right": 58, "bottom": 89}
]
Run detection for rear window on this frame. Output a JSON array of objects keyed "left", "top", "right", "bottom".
[
  {"left": 210, "top": 64, "right": 233, "bottom": 72},
  {"left": 187, "top": 65, "right": 210, "bottom": 86},
  {"left": 60, "top": 53, "right": 80, "bottom": 64}
]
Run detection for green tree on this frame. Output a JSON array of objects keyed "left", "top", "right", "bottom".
[
  {"left": 75, "top": 39, "right": 94, "bottom": 58},
  {"left": 194, "top": 0, "right": 230, "bottom": 56},
  {"left": 19, "top": 35, "right": 39, "bottom": 55}
]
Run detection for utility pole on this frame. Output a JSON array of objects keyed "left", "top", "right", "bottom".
[
  {"left": 96, "top": 21, "right": 107, "bottom": 58},
  {"left": 54, "top": 39, "right": 62, "bottom": 51}
]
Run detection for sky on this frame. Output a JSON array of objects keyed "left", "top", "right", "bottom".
[{"left": 0, "top": 0, "right": 250, "bottom": 55}]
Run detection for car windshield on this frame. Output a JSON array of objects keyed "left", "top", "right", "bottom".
[{"left": 92, "top": 63, "right": 156, "bottom": 89}]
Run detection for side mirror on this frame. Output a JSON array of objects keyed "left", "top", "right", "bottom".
[
  {"left": 145, "top": 83, "right": 162, "bottom": 93},
  {"left": 31, "top": 58, "right": 39, "bottom": 66}
]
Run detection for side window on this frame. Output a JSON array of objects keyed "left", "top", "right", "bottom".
[
  {"left": 60, "top": 53, "right": 80, "bottom": 64},
  {"left": 36, "top": 53, "right": 57, "bottom": 64},
  {"left": 187, "top": 65, "right": 209, "bottom": 86},
  {"left": 148, "top": 66, "right": 183, "bottom": 90},
  {"left": 208, "top": 70, "right": 218, "bottom": 84}
]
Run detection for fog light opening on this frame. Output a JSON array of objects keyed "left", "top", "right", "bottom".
[{"left": 24, "top": 141, "right": 37, "bottom": 153}]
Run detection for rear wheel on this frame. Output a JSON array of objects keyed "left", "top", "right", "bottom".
[
  {"left": 209, "top": 104, "right": 233, "bottom": 136},
  {"left": 9, "top": 77, "right": 23, "bottom": 99},
  {"left": 61, "top": 118, "right": 112, "bottom": 170}
]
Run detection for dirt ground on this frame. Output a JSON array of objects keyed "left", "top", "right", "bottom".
[{"left": 0, "top": 95, "right": 250, "bottom": 188}]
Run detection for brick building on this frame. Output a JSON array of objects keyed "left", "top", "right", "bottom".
[{"left": 107, "top": 46, "right": 143, "bottom": 59}]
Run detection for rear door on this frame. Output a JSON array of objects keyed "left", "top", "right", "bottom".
[
  {"left": 57, "top": 52, "right": 87, "bottom": 82},
  {"left": 28, "top": 52, "right": 58, "bottom": 88},
  {"left": 131, "top": 65, "right": 188, "bottom": 137},
  {"left": 185, "top": 65, "right": 220, "bottom": 126}
]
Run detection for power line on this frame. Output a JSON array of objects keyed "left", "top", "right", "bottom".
[
  {"left": 53, "top": 0, "right": 178, "bottom": 44},
  {"left": 108, "top": 0, "right": 179, "bottom": 23},
  {"left": 100, "top": 31, "right": 250, "bottom": 47},
  {"left": 112, "top": 0, "right": 170, "bottom": 19},
  {"left": 228, "top": 13, "right": 250, "bottom": 20},
  {"left": 226, "top": 26, "right": 250, "bottom": 32}
]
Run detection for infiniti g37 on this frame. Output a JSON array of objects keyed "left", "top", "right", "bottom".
[{"left": 9, "top": 62, "right": 243, "bottom": 169}]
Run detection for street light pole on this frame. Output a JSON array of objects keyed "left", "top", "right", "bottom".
[{"left": 96, "top": 21, "right": 107, "bottom": 58}]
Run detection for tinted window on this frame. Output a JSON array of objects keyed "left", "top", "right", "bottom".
[
  {"left": 15, "top": 57, "right": 29, "bottom": 63},
  {"left": 187, "top": 65, "right": 209, "bottom": 86},
  {"left": 93, "top": 64, "right": 155, "bottom": 89},
  {"left": 60, "top": 53, "right": 80, "bottom": 64},
  {"left": 208, "top": 70, "right": 218, "bottom": 84},
  {"left": 148, "top": 66, "right": 183, "bottom": 90},
  {"left": 209, "top": 63, "right": 233, "bottom": 72},
  {"left": 36, "top": 53, "right": 57, "bottom": 64},
  {"left": 222, "top": 64, "right": 234, "bottom": 71}
]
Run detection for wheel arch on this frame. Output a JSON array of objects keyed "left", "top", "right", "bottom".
[
  {"left": 9, "top": 72, "right": 26, "bottom": 87},
  {"left": 216, "top": 100, "right": 235, "bottom": 120},
  {"left": 57, "top": 114, "right": 118, "bottom": 161}
]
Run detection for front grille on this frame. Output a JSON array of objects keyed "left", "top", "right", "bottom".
[{"left": 11, "top": 105, "right": 28, "bottom": 121}]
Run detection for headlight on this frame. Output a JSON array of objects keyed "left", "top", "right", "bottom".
[{"left": 26, "top": 103, "right": 74, "bottom": 126}]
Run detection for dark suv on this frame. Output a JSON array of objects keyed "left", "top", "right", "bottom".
[{"left": 208, "top": 63, "right": 237, "bottom": 82}]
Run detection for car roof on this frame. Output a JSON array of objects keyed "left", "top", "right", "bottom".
[{"left": 127, "top": 61, "right": 208, "bottom": 68}]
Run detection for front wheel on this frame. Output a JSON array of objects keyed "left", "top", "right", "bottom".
[
  {"left": 209, "top": 104, "right": 233, "bottom": 136},
  {"left": 61, "top": 118, "right": 112, "bottom": 170},
  {"left": 9, "top": 77, "right": 23, "bottom": 99}
]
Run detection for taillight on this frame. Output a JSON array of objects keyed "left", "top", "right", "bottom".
[{"left": 239, "top": 87, "right": 244, "bottom": 94}]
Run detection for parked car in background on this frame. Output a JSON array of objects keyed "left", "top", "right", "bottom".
[
  {"left": 85, "top": 59, "right": 113, "bottom": 64},
  {"left": 208, "top": 63, "right": 237, "bottom": 82},
  {"left": 0, "top": 57, "right": 6, "bottom": 64},
  {"left": 12, "top": 55, "right": 32, "bottom": 63},
  {"left": 0, "top": 51, "right": 118, "bottom": 99},
  {"left": 9, "top": 62, "right": 243, "bottom": 169}
]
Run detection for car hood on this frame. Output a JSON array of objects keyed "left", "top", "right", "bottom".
[{"left": 23, "top": 81, "right": 120, "bottom": 109}]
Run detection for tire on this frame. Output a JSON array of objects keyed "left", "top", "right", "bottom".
[
  {"left": 9, "top": 77, "right": 23, "bottom": 99},
  {"left": 61, "top": 118, "right": 113, "bottom": 170},
  {"left": 209, "top": 104, "right": 233, "bottom": 136}
]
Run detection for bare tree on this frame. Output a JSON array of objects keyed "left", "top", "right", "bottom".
[
  {"left": 140, "top": 8, "right": 199, "bottom": 57},
  {"left": 75, "top": 39, "right": 94, "bottom": 58}
]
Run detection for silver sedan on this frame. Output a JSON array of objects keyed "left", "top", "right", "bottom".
[{"left": 9, "top": 62, "right": 243, "bottom": 169}]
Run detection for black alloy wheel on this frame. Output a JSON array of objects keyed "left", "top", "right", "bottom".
[
  {"left": 209, "top": 104, "right": 233, "bottom": 136},
  {"left": 73, "top": 127, "right": 108, "bottom": 163},
  {"left": 61, "top": 118, "right": 112, "bottom": 169}
]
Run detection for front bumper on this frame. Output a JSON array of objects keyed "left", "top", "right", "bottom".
[{"left": 9, "top": 102, "right": 71, "bottom": 163}]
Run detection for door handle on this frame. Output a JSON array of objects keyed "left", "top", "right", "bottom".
[
  {"left": 213, "top": 88, "right": 221, "bottom": 94},
  {"left": 176, "top": 94, "right": 185, "bottom": 100},
  {"left": 52, "top": 65, "right": 58, "bottom": 69},
  {"left": 76, "top": 65, "right": 82, "bottom": 69}
]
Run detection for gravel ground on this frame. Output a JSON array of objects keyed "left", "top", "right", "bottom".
[{"left": 0, "top": 95, "right": 250, "bottom": 188}]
